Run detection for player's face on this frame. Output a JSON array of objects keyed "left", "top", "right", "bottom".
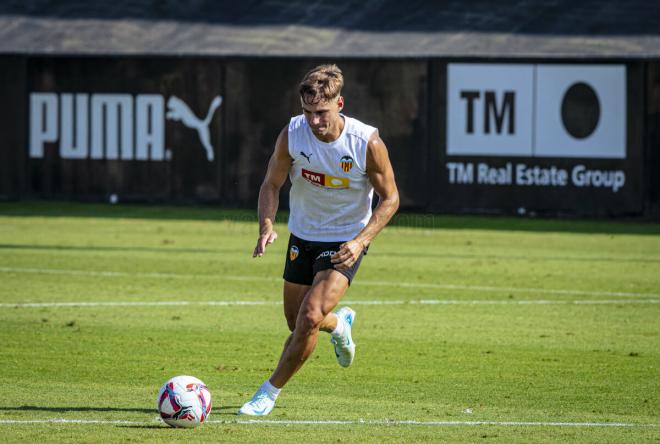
[{"left": 301, "top": 96, "right": 344, "bottom": 140}]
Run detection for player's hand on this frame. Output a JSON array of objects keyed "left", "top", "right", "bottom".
[
  {"left": 253, "top": 230, "right": 278, "bottom": 257},
  {"left": 331, "top": 239, "right": 365, "bottom": 270}
]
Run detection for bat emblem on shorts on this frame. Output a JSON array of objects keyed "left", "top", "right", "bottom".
[{"left": 289, "top": 245, "right": 299, "bottom": 261}]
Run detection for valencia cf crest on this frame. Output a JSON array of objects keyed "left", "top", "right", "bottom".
[
  {"left": 289, "top": 245, "right": 299, "bottom": 261},
  {"left": 340, "top": 155, "right": 354, "bottom": 172}
]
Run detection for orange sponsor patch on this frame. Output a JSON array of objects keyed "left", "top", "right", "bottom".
[{"left": 302, "top": 168, "right": 349, "bottom": 189}]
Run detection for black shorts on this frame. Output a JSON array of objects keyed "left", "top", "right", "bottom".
[{"left": 283, "top": 234, "right": 366, "bottom": 286}]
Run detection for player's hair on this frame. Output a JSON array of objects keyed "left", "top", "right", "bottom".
[{"left": 299, "top": 64, "right": 344, "bottom": 105}]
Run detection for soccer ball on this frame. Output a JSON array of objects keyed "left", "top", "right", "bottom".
[{"left": 157, "top": 375, "right": 212, "bottom": 428}]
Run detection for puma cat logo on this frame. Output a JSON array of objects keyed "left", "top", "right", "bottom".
[
  {"left": 300, "top": 151, "right": 313, "bottom": 163},
  {"left": 166, "top": 95, "right": 222, "bottom": 162}
]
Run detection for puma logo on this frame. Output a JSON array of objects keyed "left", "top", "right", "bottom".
[
  {"left": 166, "top": 96, "right": 223, "bottom": 162},
  {"left": 300, "top": 151, "right": 313, "bottom": 163}
]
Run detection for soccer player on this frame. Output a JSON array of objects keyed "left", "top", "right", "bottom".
[{"left": 239, "top": 64, "right": 399, "bottom": 416}]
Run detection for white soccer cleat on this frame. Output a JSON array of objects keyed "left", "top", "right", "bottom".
[
  {"left": 331, "top": 307, "right": 356, "bottom": 368},
  {"left": 238, "top": 388, "right": 276, "bottom": 416}
]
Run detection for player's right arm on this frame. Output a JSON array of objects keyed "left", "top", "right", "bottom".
[{"left": 253, "top": 126, "right": 292, "bottom": 257}]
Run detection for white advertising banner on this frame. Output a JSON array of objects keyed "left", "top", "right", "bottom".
[
  {"left": 447, "top": 63, "right": 626, "bottom": 159},
  {"left": 535, "top": 65, "right": 626, "bottom": 158},
  {"left": 447, "top": 64, "right": 534, "bottom": 156}
]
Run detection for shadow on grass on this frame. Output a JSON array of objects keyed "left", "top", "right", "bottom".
[
  {"left": 0, "top": 405, "right": 241, "bottom": 415},
  {"left": 0, "top": 243, "right": 241, "bottom": 255},
  {"left": 0, "top": 201, "right": 659, "bottom": 235},
  {"left": 118, "top": 425, "right": 168, "bottom": 429},
  {"left": 116, "top": 405, "right": 246, "bottom": 428},
  {"left": 0, "top": 406, "right": 155, "bottom": 413}
]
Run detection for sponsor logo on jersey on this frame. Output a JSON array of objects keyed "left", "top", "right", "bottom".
[
  {"left": 340, "top": 155, "right": 354, "bottom": 172},
  {"left": 289, "top": 245, "right": 299, "bottom": 261},
  {"left": 302, "top": 168, "right": 349, "bottom": 189}
]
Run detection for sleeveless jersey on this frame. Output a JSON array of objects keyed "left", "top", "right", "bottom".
[{"left": 287, "top": 114, "right": 376, "bottom": 242}]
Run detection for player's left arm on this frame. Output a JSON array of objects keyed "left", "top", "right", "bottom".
[{"left": 332, "top": 132, "right": 400, "bottom": 270}]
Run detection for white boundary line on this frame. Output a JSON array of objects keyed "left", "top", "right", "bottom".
[
  {"left": 1, "top": 266, "right": 658, "bottom": 299},
  {"left": 0, "top": 418, "right": 657, "bottom": 428},
  {"left": 1, "top": 299, "right": 658, "bottom": 309},
  {"left": 228, "top": 419, "right": 660, "bottom": 428}
]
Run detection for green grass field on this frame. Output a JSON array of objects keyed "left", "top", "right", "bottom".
[{"left": 0, "top": 202, "right": 658, "bottom": 443}]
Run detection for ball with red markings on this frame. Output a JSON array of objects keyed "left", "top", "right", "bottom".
[{"left": 157, "top": 375, "right": 212, "bottom": 428}]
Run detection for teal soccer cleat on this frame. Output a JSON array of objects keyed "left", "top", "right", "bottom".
[
  {"left": 238, "top": 388, "right": 276, "bottom": 416},
  {"left": 331, "top": 307, "right": 356, "bottom": 368}
]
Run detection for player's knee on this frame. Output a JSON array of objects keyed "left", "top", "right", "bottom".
[{"left": 298, "top": 309, "right": 324, "bottom": 334}]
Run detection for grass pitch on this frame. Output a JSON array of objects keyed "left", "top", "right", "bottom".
[{"left": 0, "top": 201, "right": 658, "bottom": 443}]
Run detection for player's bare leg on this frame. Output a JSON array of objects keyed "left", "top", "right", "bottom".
[
  {"left": 276, "top": 281, "right": 340, "bottom": 355},
  {"left": 239, "top": 271, "right": 354, "bottom": 416},
  {"left": 270, "top": 269, "right": 348, "bottom": 388},
  {"left": 283, "top": 280, "right": 339, "bottom": 332}
]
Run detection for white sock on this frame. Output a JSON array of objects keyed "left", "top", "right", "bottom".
[
  {"left": 331, "top": 313, "right": 346, "bottom": 338},
  {"left": 261, "top": 380, "right": 281, "bottom": 400}
]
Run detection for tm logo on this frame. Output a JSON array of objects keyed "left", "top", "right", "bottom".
[{"left": 29, "top": 93, "right": 222, "bottom": 162}]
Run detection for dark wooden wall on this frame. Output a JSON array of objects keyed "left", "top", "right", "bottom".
[
  {"left": 0, "top": 56, "right": 657, "bottom": 216},
  {"left": 647, "top": 62, "right": 660, "bottom": 214}
]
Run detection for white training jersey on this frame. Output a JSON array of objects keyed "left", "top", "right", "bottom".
[{"left": 287, "top": 114, "right": 376, "bottom": 242}]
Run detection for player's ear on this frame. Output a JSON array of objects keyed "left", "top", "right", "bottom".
[{"left": 337, "top": 96, "right": 344, "bottom": 111}]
